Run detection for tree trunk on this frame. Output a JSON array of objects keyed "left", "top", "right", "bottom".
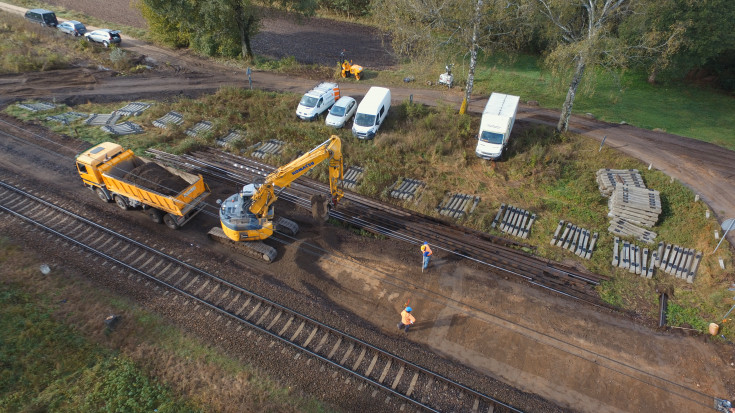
[
  {"left": 647, "top": 64, "right": 658, "bottom": 84},
  {"left": 463, "top": 0, "right": 483, "bottom": 112},
  {"left": 240, "top": 15, "right": 255, "bottom": 60},
  {"left": 557, "top": 55, "right": 586, "bottom": 133}
]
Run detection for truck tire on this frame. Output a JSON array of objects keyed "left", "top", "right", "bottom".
[
  {"left": 163, "top": 214, "right": 180, "bottom": 230},
  {"left": 95, "top": 187, "right": 110, "bottom": 203},
  {"left": 114, "top": 195, "right": 129, "bottom": 210},
  {"left": 147, "top": 208, "right": 163, "bottom": 224}
]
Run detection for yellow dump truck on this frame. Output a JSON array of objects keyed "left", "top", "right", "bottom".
[{"left": 76, "top": 142, "right": 210, "bottom": 229}]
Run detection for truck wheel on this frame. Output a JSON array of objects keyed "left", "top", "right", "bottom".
[
  {"left": 163, "top": 214, "right": 180, "bottom": 230},
  {"left": 147, "top": 209, "right": 163, "bottom": 224},
  {"left": 114, "top": 196, "right": 129, "bottom": 210},
  {"left": 95, "top": 188, "right": 110, "bottom": 203}
]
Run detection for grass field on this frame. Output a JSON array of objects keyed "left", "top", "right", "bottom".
[
  {"left": 6, "top": 86, "right": 733, "bottom": 339},
  {"left": 0, "top": 237, "right": 330, "bottom": 412}
]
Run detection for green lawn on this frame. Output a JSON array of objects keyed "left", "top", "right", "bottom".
[{"left": 388, "top": 53, "right": 735, "bottom": 150}]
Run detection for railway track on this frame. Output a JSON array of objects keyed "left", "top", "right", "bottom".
[
  {"left": 0, "top": 179, "right": 523, "bottom": 413},
  {"left": 149, "top": 147, "right": 613, "bottom": 309}
]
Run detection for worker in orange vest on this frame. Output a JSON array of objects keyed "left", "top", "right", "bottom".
[
  {"left": 397, "top": 306, "right": 416, "bottom": 333},
  {"left": 421, "top": 242, "right": 433, "bottom": 272}
]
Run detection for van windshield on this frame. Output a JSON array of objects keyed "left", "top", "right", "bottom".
[
  {"left": 330, "top": 106, "right": 345, "bottom": 116},
  {"left": 480, "top": 131, "right": 504, "bottom": 145},
  {"left": 299, "top": 96, "right": 318, "bottom": 108},
  {"left": 354, "top": 113, "right": 375, "bottom": 127}
]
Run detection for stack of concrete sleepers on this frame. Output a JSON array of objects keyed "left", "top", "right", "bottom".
[
  {"left": 654, "top": 242, "right": 702, "bottom": 283},
  {"left": 612, "top": 238, "right": 702, "bottom": 283},
  {"left": 608, "top": 184, "right": 661, "bottom": 227},
  {"left": 491, "top": 204, "right": 536, "bottom": 239},
  {"left": 608, "top": 218, "right": 657, "bottom": 244},
  {"left": 437, "top": 193, "right": 480, "bottom": 219},
  {"left": 250, "top": 139, "right": 285, "bottom": 159},
  {"left": 389, "top": 177, "right": 425, "bottom": 201},
  {"left": 611, "top": 237, "right": 656, "bottom": 278},
  {"left": 550, "top": 220, "right": 598, "bottom": 259},
  {"left": 596, "top": 169, "right": 645, "bottom": 197},
  {"left": 342, "top": 166, "right": 364, "bottom": 191}
]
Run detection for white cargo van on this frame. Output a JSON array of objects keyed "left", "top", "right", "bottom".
[
  {"left": 475, "top": 93, "right": 520, "bottom": 160},
  {"left": 296, "top": 82, "right": 340, "bottom": 121},
  {"left": 352, "top": 87, "right": 391, "bottom": 140}
]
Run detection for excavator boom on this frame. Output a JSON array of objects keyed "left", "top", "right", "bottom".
[{"left": 214, "top": 135, "right": 345, "bottom": 261}]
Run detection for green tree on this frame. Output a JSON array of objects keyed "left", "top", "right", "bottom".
[
  {"left": 533, "top": 0, "right": 680, "bottom": 132},
  {"left": 621, "top": 0, "right": 735, "bottom": 85},
  {"left": 372, "top": 0, "right": 525, "bottom": 111},
  {"left": 140, "top": 0, "right": 317, "bottom": 60}
]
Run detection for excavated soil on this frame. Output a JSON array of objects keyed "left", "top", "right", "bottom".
[{"left": 124, "top": 162, "right": 189, "bottom": 196}]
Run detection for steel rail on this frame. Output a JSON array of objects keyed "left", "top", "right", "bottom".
[
  {"left": 151, "top": 149, "right": 611, "bottom": 308},
  {"left": 0, "top": 180, "right": 523, "bottom": 413}
]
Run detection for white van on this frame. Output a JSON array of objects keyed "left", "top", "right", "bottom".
[
  {"left": 352, "top": 87, "right": 391, "bottom": 140},
  {"left": 475, "top": 93, "right": 520, "bottom": 160},
  {"left": 296, "top": 82, "right": 340, "bottom": 121}
]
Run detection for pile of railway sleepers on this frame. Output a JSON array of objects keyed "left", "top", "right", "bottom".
[
  {"left": 597, "top": 168, "right": 661, "bottom": 243},
  {"left": 608, "top": 185, "right": 661, "bottom": 227},
  {"left": 491, "top": 203, "right": 536, "bottom": 239},
  {"left": 550, "top": 220, "right": 598, "bottom": 259},
  {"left": 436, "top": 192, "right": 480, "bottom": 219},
  {"left": 608, "top": 218, "right": 657, "bottom": 244},
  {"left": 611, "top": 238, "right": 702, "bottom": 283},
  {"left": 596, "top": 168, "right": 645, "bottom": 196}
]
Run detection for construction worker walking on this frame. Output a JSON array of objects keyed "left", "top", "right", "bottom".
[
  {"left": 397, "top": 306, "right": 416, "bottom": 333},
  {"left": 421, "top": 242, "right": 433, "bottom": 272}
]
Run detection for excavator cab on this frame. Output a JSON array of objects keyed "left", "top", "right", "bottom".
[{"left": 219, "top": 184, "right": 274, "bottom": 242}]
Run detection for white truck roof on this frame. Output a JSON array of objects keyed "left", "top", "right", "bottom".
[
  {"left": 306, "top": 82, "right": 339, "bottom": 98},
  {"left": 482, "top": 93, "right": 520, "bottom": 118},
  {"left": 357, "top": 87, "right": 391, "bottom": 113}
]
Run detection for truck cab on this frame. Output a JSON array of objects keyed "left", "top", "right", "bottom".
[{"left": 75, "top": 142, "right": 125, "bottom": 187}]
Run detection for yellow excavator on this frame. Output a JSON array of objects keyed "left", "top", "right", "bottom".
[{"left": 209, "top": 135, "right": 344, "bottom": 262}]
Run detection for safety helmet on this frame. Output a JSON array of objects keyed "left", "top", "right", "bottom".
[
  {"left": 406, "top": 307, "right": 412, "bottom": 312},
  {"left": 423, "top": 242, "right": 428, "bottom": 245}
]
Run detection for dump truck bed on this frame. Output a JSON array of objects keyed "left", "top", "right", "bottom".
[{"left": 99, "top": 151, "right": 209, "bottom": 217}]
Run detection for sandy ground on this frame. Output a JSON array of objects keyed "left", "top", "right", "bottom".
[{"left": 1, "top": 2, "right": 735, "bottom": 412}]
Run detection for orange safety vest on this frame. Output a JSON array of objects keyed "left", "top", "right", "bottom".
[
  {"left": 401, "top": 309, "right": 415, "bottom": 325},
  {"left": 421, "top": 244, "right": 433, "bottom": 256}
]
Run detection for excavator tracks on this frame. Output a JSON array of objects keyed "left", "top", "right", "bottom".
[
  {"left": 208, "top": 227, "right": 277, "bottom": 263},
  {"left": 274, "top": 216, "right": 299, "bottom": 236}
]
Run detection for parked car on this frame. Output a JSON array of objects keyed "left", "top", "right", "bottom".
[
  {"left": 325, "top": 96, "right": 357, "bottom": 128},
  {"left": 57, "top": 20, "right": 87, "bottom": 37},
  {"left": 84, "top": 29, "right": 121, "bottom": 47},
  {"left": 24, "top": 8, "right": 58, "bottom": 27}
]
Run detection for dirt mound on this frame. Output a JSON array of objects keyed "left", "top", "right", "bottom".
[{"left": 124, "top": 162, "right": 189, "bottom": 196}]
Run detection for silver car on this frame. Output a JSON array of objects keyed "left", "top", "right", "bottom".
[
  {"left": 84, "top": 29, "right": 121, "bottom": 47},
  {"left": 57, "top": 20, "right": 86, "bottom": 37},
  {"left": 325, "top": 96, "right": 357, "bottom": 128}
]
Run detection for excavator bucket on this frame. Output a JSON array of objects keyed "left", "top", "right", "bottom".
[{"left": 310, "top": 194, "right": 330, "bottom": 221}]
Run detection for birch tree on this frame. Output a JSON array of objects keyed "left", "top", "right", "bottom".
[
  {"left": 534, "top": 0, "right": 636, "bottom": 132},
  {"left": 372, "top": 0, "right": 524, "bottom": 111}
]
